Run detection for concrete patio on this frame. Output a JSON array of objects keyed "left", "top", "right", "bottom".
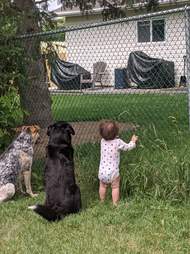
[{"left": 50, "top": 86, "right": 188, "bottom": 95}]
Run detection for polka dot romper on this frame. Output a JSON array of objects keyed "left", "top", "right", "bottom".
[{"left": 98, "top": 138, "right": 136, "bottom": 184}]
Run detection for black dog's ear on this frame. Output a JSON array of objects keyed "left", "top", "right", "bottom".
[
  {"left": 47, "top": 124, "right": 53, "bottom": 136},
  {"left": 67, "top": 125, "right": 75, "bottom": 135}
]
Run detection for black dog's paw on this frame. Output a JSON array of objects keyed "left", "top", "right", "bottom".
[{"left": 28, "top": 205, "right": 37, "bottom": 210}]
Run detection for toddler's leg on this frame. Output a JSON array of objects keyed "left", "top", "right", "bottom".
[
  {"left": 99, "top": 181, "right": 107, "bottom": 202},
  {"left": 111, "top": 176, "right": 120, "bottom": 206},
  {"left": 112, "top": 187, "right": 120, "bottom": 206},
  {"left": 0, "top": 183, "right": 15, "bottom": 203}
]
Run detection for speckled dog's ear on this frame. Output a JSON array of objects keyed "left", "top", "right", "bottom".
[
  {"left": 33, "top": 125, "right": 40, "bottom": 131},
  {"left": 14, "top": 126, "right": 22, "bottom": 133},
  {"left": 14, "top": 126, "right": 29, "bottom": 133},
  {"left": 21, "top": 126, "right": 31, "bottom": 133},
  {"left": 28, "top": 125, "right": 40, "bottom": 134}
]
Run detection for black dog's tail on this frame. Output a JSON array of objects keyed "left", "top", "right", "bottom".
[{"left": 28, "top": 205, "right": 63, "bottom": 222}]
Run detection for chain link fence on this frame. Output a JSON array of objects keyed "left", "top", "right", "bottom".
[{"left": 13, "top": 6, "right": 190, "bottom": 200}]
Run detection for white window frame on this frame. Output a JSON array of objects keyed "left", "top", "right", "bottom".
[{"left": 137, "top": 18, "right": 165, "bottom": 43}]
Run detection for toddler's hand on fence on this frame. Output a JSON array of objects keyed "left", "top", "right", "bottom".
[{"left": 131, "top": 134, "right": 138, "bottom": 143}]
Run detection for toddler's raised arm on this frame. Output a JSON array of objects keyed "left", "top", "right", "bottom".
[{"left": 117, "top": 135, "right": 138, "bottom": 151}]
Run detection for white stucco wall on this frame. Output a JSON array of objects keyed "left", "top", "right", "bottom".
[{"left": 65, "top": 11, "right": 186, "bottom": 87}]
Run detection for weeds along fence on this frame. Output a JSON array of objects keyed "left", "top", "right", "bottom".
[{"left": 14, "top": 6, "right": 190, "bottom": 202}]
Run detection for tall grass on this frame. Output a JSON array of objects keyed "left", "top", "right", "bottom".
[
  {"left": 71, "top": 124, "right": 190, "bottom": 203},
  {"left": 119, "top": 125, "right": 190, "bottom": 202}
]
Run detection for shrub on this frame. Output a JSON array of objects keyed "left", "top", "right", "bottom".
[{"left": 0, "top": 88, "right": 23, "bottom": 151}]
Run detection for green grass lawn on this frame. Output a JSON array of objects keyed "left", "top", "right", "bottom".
[
  {"left": 1, "top": 93, "right": 190, "bottom": 253},
  {"left": 0, "top": 196, "right": 190, "bottom": 254},
  {"left": 52, "top": 93, "right": 188, "bottom": 129}
]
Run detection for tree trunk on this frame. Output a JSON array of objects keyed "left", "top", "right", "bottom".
[{"left": 14, "top": 0, "right": 53, "bottom": 128}]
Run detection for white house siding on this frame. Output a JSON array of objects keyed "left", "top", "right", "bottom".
[{"left": 65, "top": 11, "right": 186, "bottom": 87}]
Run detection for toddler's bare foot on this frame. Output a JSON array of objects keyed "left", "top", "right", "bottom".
[{"left": 113, "top": 202, "right": 119, "bottom": 207}]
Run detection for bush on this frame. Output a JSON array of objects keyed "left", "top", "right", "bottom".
[{"left": 0, "top": 88, "right": 23, "bottom": 151}]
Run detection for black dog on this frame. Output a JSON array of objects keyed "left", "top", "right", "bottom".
[{"left": 29, "top": 121, "right": 82, "bottom": 221}]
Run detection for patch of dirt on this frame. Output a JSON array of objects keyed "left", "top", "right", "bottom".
[{"left": 34, "top": 121, "right": 137, "bottom": 159}]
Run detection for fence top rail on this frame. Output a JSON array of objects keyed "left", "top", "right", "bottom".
[{"left": 16, "top": 5, "right": 190, "bottom": 40}]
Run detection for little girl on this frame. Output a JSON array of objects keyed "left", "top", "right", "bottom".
[{"left": 98, "top": 120, "right": 138, "bottom": 205}]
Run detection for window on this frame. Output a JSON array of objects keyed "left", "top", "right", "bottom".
[
  {"left": 138, "top": 21, "right": 150, "bottom": 43},
  {"left": 152, "top": 19, "right": 165, "bottom": 41},
  {"left": 137, "top": 19, "right": 165, "bottom": 43}
]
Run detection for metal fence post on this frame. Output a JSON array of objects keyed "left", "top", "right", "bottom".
[{"left": 185, "top": 6, "right": 190, "bottom": 130}]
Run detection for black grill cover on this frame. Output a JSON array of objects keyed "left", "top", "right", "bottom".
[
  {"left": 51, "top": 59, "right": 91, "bottom": 90},
  {"left": 126, "top": 51, "right": 175, "bottom": 88}
]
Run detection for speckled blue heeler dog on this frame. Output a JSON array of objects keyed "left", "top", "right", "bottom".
[{"left": 0, "top": 125, "right": 40, "bottom": 203}]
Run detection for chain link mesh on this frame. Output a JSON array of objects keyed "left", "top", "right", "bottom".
[{"left": 13, "top": 7, "right": 190, "bottom": 200}]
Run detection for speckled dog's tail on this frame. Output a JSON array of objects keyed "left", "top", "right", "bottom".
[{"left": 28, "top": 205, "right": 63, "bottom": 222}]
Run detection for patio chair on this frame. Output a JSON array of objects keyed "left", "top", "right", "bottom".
[{"left": 80, "top": 61, "right": 107, "bottom": 90}]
